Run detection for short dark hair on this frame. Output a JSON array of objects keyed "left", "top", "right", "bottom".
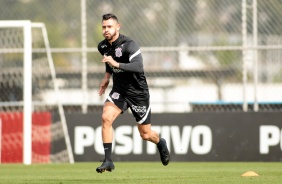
[{"left": 102, "top": 13, "right": 119, "bottom": 22}]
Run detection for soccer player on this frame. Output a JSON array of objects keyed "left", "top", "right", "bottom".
[{"left": 96, "top": 13, "right": 170, "bottom": 173}]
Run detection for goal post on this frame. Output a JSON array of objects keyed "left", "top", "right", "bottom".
[
  {"left": 0, "top": 20, "right": 33, "bottom": 165},
  {"left": 0, "top": 21, "right": 74, "bottom": 164}
]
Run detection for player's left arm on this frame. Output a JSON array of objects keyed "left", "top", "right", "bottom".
[
  {"left": 102, "top": 41, "right": 144, "bottom": 73},
  {"left": 119, "top": 40, "right": 143, "bottom": 73}
]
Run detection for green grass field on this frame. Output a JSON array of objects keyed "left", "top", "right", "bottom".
[{"left": 0, "top": 162, "right": 281, "bottom": 184}]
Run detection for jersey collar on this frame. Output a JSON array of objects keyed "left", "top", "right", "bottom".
[{"left": 111, "top": 34, "right": 124, "bottom": 47}]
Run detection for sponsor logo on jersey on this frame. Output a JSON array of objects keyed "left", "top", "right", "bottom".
[
  {"left": 115, "top": 47, "right": 122, "bottom": 57},
  {"left": 108, "top": 64, "right": 124, "bottom": 73},
  {"left": 111, "top": 92, "right": 120, "bottom": 100},
  {"left": 131, "top": 105, "right": 147, "bottom": 117},
  {"left": 101, "top": 44, "right": 107, "bottom": 48}
]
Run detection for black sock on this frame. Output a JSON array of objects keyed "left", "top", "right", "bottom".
[
  {"left": 157, "top": 139, "right": 161, "bottom": 146},
  {"left": 103, "top": 143, "right": 112, "bottom": 161}
]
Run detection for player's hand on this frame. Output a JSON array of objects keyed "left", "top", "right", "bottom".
[
  {"left": 102, "top": 55, "right": 119, "bottom": 68},
  {"left": 98, "top": 78, "right": 110, "bottom": 96}
]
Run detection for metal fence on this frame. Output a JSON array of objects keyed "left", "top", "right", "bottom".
[{"left": 0, "top": 0, "right": 282, "bottom": 113}]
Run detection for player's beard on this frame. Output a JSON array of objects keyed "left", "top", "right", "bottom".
[{"left": 104, "top": 31, "right": 117, "bottom": 42}]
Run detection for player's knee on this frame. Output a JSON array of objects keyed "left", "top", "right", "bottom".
[
  {"left": 140, "top": 132, "right": 150, "bottom": 141},
  {"left": 101, "top": 113, "right": 112, "bottom": 127}
]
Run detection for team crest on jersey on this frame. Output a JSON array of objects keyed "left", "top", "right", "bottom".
[
  {"left": 115, "top": 47, "right": 122, "bottom": 57},
  {"left": 111, "top": 92, "right": 120, "bottom": 100}
]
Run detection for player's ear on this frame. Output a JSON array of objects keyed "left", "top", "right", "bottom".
[{"left": 117, "top": 24, "right": 120, "bottom": 31}]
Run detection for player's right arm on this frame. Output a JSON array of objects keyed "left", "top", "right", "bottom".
[
  {"left": 98, "top": 72, "right": 111, "bottom": 96},
  {"left": 98, "top": 41, "right": 113, "bottom": 96}
]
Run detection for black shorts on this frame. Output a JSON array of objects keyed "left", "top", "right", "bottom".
[{"left": 106, "top": 90, "right": 151, "bottom": 124}]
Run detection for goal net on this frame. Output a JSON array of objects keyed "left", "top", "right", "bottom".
[{"left": 0, "top": 21, "right": 73, "bottom": 164}]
